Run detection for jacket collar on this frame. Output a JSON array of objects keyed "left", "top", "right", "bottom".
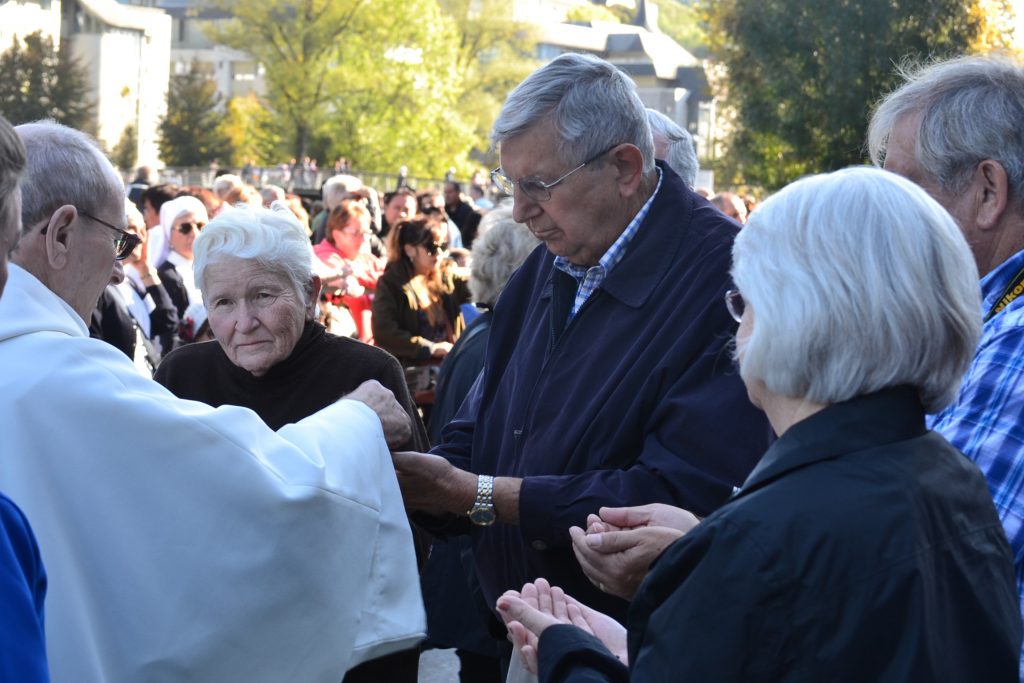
[
  {"left": 734, "top": 386, "right": 927, "bottom": 499},
  {"left": 540, "top": 161, "right": 694, "bottom": 309}
]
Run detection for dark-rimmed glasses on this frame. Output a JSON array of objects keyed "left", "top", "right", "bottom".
[
  {"left": 725, "top": 289, "right": 745, "bottom": 323},
  {"left": 176, "top": 221, "right": 206, "bottom": 235},
  {"left": 423, "top": 241, "right": 449, "bottom": 256},
  {"left": 491, "top": 144, "right": 619, "bottom": 202},
  {"left": 41, "top": 209, "right": 141, "bottom": 260}
]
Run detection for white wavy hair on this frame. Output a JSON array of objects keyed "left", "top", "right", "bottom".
[
  {"left": 732, "top": 166, "right": 980, "bottom": 413},
  {"left": 193, "top": 201, "right": 317, "bottom": 299}
]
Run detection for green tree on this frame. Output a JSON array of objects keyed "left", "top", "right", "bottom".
[
  {"left": 0, "top": 31, "right": 94, "bottom": 129},
  {"left": 111, "top": 123, "right": 137, "bottom": 170},
  {"left": 212, "top": 0, "right": 534, "bottom": 177},
  {"left": 701, "top": 0, "right": 1016, "bottom": 189},
  {"left": 158, "top": 67, "right": 232, "bottom": 167},
  {"left": 440, "top": 0, "right": 539, "bottom": 172},
  {"left": 654, "top": 1, "right": 709, "bottom": 58},
  {"left": 222, "top": 93, "right": 280, "bottom": 167}
]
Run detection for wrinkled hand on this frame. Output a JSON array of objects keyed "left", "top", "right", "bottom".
[
  {"left": 343, "top": 379, "right": 412, "bottom": 449},
  {"left": 571, "top": 525, "right": 685, "bottom": 601},
  {"left": 496, "top": 578, "right": 628, "bottom": 675},
  {"left": 587, "top": 503, "right": 701, "bottom": 534},
  {"left": 391, "top": 450, "right": 475, "bottom": 514}
]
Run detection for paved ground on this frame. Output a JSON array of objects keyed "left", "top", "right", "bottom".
[{"left": 418, "top": 648, "right": 460, "bottom": 683}]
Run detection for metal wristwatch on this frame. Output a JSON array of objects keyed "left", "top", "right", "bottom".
[{"left": 467, "top": 474, "right": 496, "bottom": 526}]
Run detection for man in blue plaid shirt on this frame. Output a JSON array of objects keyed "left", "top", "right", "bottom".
[{"left": 869, "top": 55, "right": 1024, "bottom": 674}]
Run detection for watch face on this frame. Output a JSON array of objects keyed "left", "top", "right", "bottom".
[{"left": 469, "top": 506, "right": 496, "bottom": 526}]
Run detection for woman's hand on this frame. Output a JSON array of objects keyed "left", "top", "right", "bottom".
[{"left": 496, "top": 578, "right": 628, "bottom": 675}]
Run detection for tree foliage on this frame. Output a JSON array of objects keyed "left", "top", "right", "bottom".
[
  {"left": 158, "top": 67, "right": 232, "bottom": 167},
  {"left": 701, "top": 0, "right": 1016, "bottom": 189},
  {"left": 0, "top": 31, "right": 94, "bottom": 129},
  {"left": 111, "top": 123, "right": 138, "bottom": 170},
  {"left": 212, "top": 0, "right": 536, "bottom": 177}
]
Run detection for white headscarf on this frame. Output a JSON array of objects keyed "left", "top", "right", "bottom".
[{"left": 151, "top": 196, "right": 209, "bottom": 267}]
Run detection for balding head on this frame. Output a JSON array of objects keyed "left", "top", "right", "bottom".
[{"left": 12, "top": 121, "right": 126, "bottom": 321}]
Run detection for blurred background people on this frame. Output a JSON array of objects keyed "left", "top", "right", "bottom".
[
  {"left": 314, "top": 197, "right": 386, "bottom": 343},
  {"left": 89, "top": 200, "right": 177, "bottom": 374}
]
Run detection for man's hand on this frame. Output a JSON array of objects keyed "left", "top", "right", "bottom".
[
  {"left": 343, "top": 380, "right": 412, "bottom": 449},
  {"left": 496, "top": 578, "right": 628, "bottom": 675},
  {"left": 588, "top": 503, "right": 701, "bottom": 534},
  {"left": 391, "top": 450, "right": 476, "bottom": 515},
  {"left": 570, "top": 524, "right": 685, "bottom": 601}
]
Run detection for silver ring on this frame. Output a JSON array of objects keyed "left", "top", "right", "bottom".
[{"left": 598, "top": 581, "right": 606, "bottom": 592}]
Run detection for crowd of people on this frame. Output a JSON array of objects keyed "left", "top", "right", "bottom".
[{"left": 0, "top": 48, "right": 1022, "bottom": 683}]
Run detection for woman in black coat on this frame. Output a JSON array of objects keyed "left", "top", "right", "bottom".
[{"left": 495, "top": 168, "right": 1022, "bottom": 682}]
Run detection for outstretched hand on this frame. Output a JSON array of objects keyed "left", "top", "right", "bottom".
[{"left": 496, "top": 578, "right": 628, "bottom": 676}]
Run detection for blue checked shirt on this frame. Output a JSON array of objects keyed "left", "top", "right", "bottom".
[
  {"left": 554, "top": 168, "right": 663, "bottom": 320},
  {"left": 929, "top": 246, "right": 1024, "bottom": 675}
]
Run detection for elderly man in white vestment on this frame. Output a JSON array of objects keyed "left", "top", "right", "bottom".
[{"left": 0, "top": 120, "right": 425, "bottom": 682}]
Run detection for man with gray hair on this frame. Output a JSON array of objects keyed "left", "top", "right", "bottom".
[
  {"left": 868, "top": 53, "right": 1024, "bottom": 674},
  {"left": 0, "top": 121, "right": 425, "bottom": 681},
  {"left": 394, "top": 53, "right": 768, "bottom": 629},
  {"left": 646, "top": 108, "right": 699, "bottom": 187}
]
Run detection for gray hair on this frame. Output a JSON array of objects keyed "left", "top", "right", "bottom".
[
  {"left": 212, "top": 174, "right": 243, "bottom": 199},
  {"left": 15, "top": 121, "right": 123, "bottom": 232},
  {"left": 260, "top": 184, "right": 286, "bottom": 205},
  {"left": 0, "top": 115, "right": 25, "bottom": 224},
  {"left": 492, "top": 53, "right": 654, "bottom": 173},
  {"left": 732, "top": 166, "right": 980, "bottom": 413},
  {"left": 469, "top": 203, "right": 540, "bottom": 306},
  {"left": 321, "top": 174, "right": 363, "bottom": 210},
  {"left": 867, "top": 54, "right": 1024, "bottom": 208},
  {"left": 646, "top": 109, "right": 698, "bottom": 186},
  {"left": 193, "top": 201, "right": 316, "bottom": 299}
]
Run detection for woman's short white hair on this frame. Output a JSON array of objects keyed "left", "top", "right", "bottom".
[
  {"left": 469, "top": 204, "right": 540, "bottom": 306},
  {"left": 732, "top": 166, "right": 980, "bottom": 413},
  {"left": 193, "top": 201, "right": 316, "bottom": 298}
]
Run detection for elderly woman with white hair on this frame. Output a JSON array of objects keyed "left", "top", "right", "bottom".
[
  {"left": 495, "top": 167, "right": 1021, "bottom": 682},
  {"left": 154, "top": 201, "right": 429, "bottom": 681}
]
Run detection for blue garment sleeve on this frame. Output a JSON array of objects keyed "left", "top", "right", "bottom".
[
  {"left": 538, "top": 624, "right": 629, "bottom": 683},
  {"left": 0, "top": 493, "right": 49, "bottom": 682}
]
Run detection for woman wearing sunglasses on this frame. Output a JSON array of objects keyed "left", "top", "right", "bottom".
[
  {"left": 156, "top": 196, "right": 208, "bottom": 343},
  {"left": 372, "top": 214, "right": 470, "bottom": 366}
]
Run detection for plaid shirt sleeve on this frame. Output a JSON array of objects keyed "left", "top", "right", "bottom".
[{"left": 929, "top": 307, "right": 1024, "bottom": 675}]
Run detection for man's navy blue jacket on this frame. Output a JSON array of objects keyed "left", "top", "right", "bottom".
[{"left": 432, "top": 162, "right": 771, "bottom": 620}]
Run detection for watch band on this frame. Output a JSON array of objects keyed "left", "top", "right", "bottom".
[{"left": 467, "top": 474, "right": 496, "bottom": 526}]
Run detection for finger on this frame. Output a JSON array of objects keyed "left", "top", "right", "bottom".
[
  {"left": 571, "top": 541, "right": 612, "bottom": 592},
  {"left": 535, "top": 577, "right": 553, "bottom": 616},
  {"left": 566, "top": 603, "right": 594, "bottom": 636},
  {"left": 584, "top": 529, "right": 645, "bottom": 554},
  {"left": 599, "top": 505, "right": 652, "bottom": 528},
  {"left": 521, "top": 644, "right": 539, "bottom": 677},
  {"left": 550, "top": 584, "right": 569, "bottom": 622}
]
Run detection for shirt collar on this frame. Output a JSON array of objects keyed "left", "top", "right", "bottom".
[{"left": 553, "top": 166, "right": 663, "bottom": 279}]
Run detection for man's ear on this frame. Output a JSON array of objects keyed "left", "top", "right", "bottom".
[
  {"left": 305, "top": 275, "right": 322, "bottom": 320},
  {"left": 44, "top": 205, "right": 78, "bottom": 269},
  {"left": 609, "top": 144, "right": 645, "bottom": 198},
  {"left": 975, "top": 160, "right": 1010, "bottom": 231}
]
